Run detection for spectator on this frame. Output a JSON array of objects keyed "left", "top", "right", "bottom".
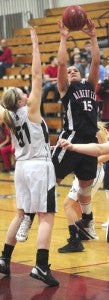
[
  {"left": 0, "top": 121, "right": 15, "bottom": 172},
  {"left": 78, "top": 56, "right": 90, "bottom": 78},
  {"left": 73, "top": 53, "right": 81, "bottom": 69},
  {"left": 96, "top": 79, "right": 109, "bottom": 123},
  {"left": 99, "top": 59, "right": 105, "bottom": 82},
  {"left": 81, "top": 40, "right": 92, "bottom": 64},
  {"left": 69, "top": 47, "right": 81, "bottom": 65},
  {"left": 0, "top": 39, "right": 13, "bottom": 78},
  {"left": 104, "top": 56, "right": 109, "bottom": 79},
  {"left": 41, "top": 56, "right": 59, "bottom": 104}
]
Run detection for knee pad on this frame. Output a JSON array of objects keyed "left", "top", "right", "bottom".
[{"left": 78, "top": 183, "right": 93, "bottom": 197}]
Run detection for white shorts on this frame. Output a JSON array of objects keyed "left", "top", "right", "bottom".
[
  {"left": 68, "top": 163, "right": 104, "bottom": 201},
  {"left": 14, "top": 159, "right": 57, "bottom": 213}
]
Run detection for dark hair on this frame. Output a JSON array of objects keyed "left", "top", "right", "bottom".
[
  {"left": 100, "top": 79, "right": 109, "bottom": 91},
  {"left": 98, "top": 79, "right": 109, "bottom": 97},
  {"left": 49, "top": 56, "right": 56, "bottom": 63}
]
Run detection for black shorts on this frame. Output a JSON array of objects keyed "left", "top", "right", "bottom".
[{"left": 52, "top": 131, "right": 98, "bottom": 181}]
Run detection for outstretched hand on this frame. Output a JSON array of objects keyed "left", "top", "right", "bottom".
[
  {"left": 81, "top": 18, "right": 96, "bottom": 37},
  {"left": 58, "top": 20, "right": 70, "bottom": 39}
]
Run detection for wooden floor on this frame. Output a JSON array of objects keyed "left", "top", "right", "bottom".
[{"left": 0, "top": 172, "right": 109, "bottom": 300}]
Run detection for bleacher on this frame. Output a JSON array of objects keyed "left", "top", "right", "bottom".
[{"left": 0, "top": 1, "right": 109, "bottom": 144}]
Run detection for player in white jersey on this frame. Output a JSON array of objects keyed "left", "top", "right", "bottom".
[
  {"left": 58, "top": 126, "right": 109, "bottom": 249},
  {"left": 0, "top": 28, "right": 59, "bottom": 287},
  {"left": 58, "top": 122, "right": 109, "bottom": 252}
]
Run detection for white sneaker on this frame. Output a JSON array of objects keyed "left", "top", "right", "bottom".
[
  {"left": 76, "top": 219, "right": 99, "bottom": 240},
  {"left": 102, "top": 220, "right": 109, "bottom": 228},
  {"left": 16, "top": 215, "right": 31, "bottom": 242}
]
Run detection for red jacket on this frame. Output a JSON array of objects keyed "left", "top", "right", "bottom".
[{"left": 0, "top": 47, "right": 13, "bottom": 64}]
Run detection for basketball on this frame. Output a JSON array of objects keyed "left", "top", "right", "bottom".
[{"left": 62, "top": 5, "right": 87, "bottom": 31}]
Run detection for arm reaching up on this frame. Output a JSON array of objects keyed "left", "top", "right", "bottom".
[
  {"left": 27, "top": 27, "right": 42, "bottom": 121},
  {"left": 82, "top": 19, "right": 100, "bottom": 90}
]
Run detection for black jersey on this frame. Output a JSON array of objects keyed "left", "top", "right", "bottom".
[{"left": 62, "top": 79, "right": 98, "bottom": 138}]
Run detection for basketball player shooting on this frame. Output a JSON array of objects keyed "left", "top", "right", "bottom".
[{"left": 51, "top": 12, "right": 100, "bottom": 252}]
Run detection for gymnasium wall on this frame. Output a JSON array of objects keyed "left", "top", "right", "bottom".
[
  {"left": 0, "top": 0, "right": 109, "bottom": 38},
  {"left": 50, "top": 0, "right": 109, "bottom": 8}
]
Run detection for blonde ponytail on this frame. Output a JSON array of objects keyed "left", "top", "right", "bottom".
[{"left": 3, "top": 109, "right": 16, "bottom": 134}]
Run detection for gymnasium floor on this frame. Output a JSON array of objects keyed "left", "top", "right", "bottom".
[{"left": 0, "top": 172, "right": 109, "bottom": 300}]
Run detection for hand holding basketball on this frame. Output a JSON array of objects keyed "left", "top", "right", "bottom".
[
  {"left": 82, "top": 19, "right": 96, "bottom": 37},
  {"left": 62, "top": 5, "right": 87, "bottom": 31}
]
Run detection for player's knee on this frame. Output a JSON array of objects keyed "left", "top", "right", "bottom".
[{"left": 78, "top": 183, "right": 93, "bottom": 197}]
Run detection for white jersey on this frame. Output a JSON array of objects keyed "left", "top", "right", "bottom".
[
  {"left": 9, "top": 106, "right": 57, "bottom": 213},
  {"left": 10, "top": 106, "right": 51, "bottom": 161}
]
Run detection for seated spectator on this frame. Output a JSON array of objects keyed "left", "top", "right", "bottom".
[
  {"left": 41, "top": 56, "right": 59, "bottom": 104},
  {"left": 78, "top": 56, "right": 90, "bottom": 78},
  {"left": 96, "top": 79, "right": 109, "bottom": 123},
  {"left": 68, "top": 46, "right": 81, "bottom": 65},
  {"left": 73, "top": 53, "right": 81, "bottom": 69},
  {"left": 104, "top": 56, "right": 109, "bottom": 79},
  {"left": 0, "top": 39, "right": 13, "bottom": 78},
  {"left": 0, "top": 121, "right": 15, "bottom": 172},
  {"left": 99, "top": 58, "right": 105, "bottom": 82},
  {"left": 81, "top": 40, "right": 92, "bottom": 64}
]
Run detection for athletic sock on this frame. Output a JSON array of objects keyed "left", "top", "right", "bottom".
[
  {"left": 36, "top": 249, "right": 49, "bottom": 266},
  {"left": 82, "top": 212, "right": 93, "bottom": 222},
  {"left": 69, "top": 224, "right": 79, "bottom": 239},
  {"left": 2, "top": 243, "right": 15, "bottom": 261},
  {"left": 79, "top": 202, "right": 92, "bottom": 215},
  {"left": 25, "top": 213, "right": 35, "bottom": 222}
]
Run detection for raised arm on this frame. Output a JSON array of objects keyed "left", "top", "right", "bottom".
[
  {"left": 82, "top": 19, "right": 100, "bottom": 90},
  {"left": 57, "top": 21, "right": 70, "bottom": 97},
  {"left": 27, "top": 27, "right": 42, "bottom": 121}
]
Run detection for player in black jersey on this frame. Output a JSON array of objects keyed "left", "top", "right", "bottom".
[{"left": 51, "top": 18, "right": 100, "bottom": 252}]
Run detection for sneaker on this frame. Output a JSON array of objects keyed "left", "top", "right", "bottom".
[
  {"left": 30, "top": 264, "right": 59, "bottom": 287},
  {"left": 102, "top": 220, "right": 109, "bottom": 228},
  {"left": 9, "top": 170, "right": 15, "bottom": 175},
  {"left": 1, "top": 169, "right": 9, "bottom": 173},
  {"left": 106, "top": 222, "right": 109, "bottom": 243},
  {"left": 58, "top": 238, "right": 84, "bottom": 253},
  {"left": 16, "top": 215, "right": 31, "bottom": 242},
  {"left": 0, "top": 256, "right": 10, "bottom": 276},
  {"left": 75, "top": 219, "right": 99, "bottom": 240}
]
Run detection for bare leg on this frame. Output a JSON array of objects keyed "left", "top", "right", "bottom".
[
  {"left": 5, "top": 209, "right": 24, "bottom": 245},
  {"left": 0, "top": 209, "right": 24, "bottom": 276},
  {"left": 37, "top": 212, "right": 54, "bottom": 249},
  {"left": 30, "top": 212, "right": 59, "bottom": 286},
  {"left": 63, "top": 196, "right": 81, "bottom": 225},
  {"left": 77, "top": 179, "right": 93, "bottom": 216}
]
